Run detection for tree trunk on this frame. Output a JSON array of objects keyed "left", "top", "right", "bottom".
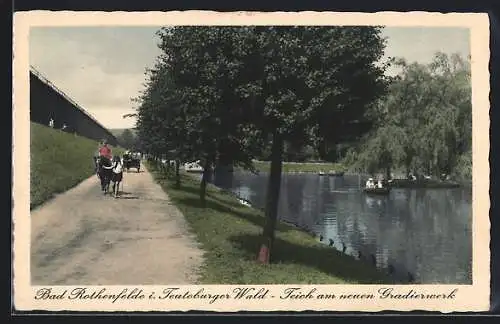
[
  {"left": 317, "top": 139, "right": 327, "bottom": 161},
  {"left": 175, "top": 159, "right": 181, "bottom": 188},
  {"left": 165, "top": 157, "right": 172, "bottom": 174},
  {"left": 214, "top": 165, "right": 234, "bottom": 188},
  {"left": 404, "top": 151, "right": 413, "bottom": 178},
  {"left": 257, "top": 132, "right": 284, "bottom": 264},
  {"left": 199, "top": 158, "right": 212, "bottom": 207}
]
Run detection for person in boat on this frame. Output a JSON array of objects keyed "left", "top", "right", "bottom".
[
  {"left": 407, "top": 172, "right": 417, "bottom": 181},
  {"left": 440, "top": 173, "right": 451, "bottom": 181},
  {"left": 365, "top": 178, "right": 376, "bottom": 189},
  {"left": 377, "top": 179, "right": 384, "bottom": 188}
]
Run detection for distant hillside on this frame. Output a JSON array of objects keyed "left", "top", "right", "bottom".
[{"left": 110, "top": 128, "right": 137, "bottom": 137}]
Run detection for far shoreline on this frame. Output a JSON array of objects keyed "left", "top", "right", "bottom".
[{"left": 230, "top": 160, "right": 470, "bottom": 189}]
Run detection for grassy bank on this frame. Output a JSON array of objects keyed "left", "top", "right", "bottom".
[
  {"left": 252, "top": 160, "right": 346, "bottom": 173},
  {"left": 147, "top": 161, "right": 391, "bottom": 284},
  {"left": 30, "top": 122, "right": 124, "bottom": 210}
]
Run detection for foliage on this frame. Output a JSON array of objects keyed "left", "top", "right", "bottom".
[
  {"left": 347, "top": 52, "right": 472, "bottom": 179},
  {"left": 251, "top": 160, "right": 345, "bottom": 173},
  {"left": 135, "top": 26, "right": 390, "bottom": 262},
  {"left": 117, "top": 129, "right": 137, "bottom": 150}
]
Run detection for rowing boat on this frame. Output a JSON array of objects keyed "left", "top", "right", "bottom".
[{"left": 363, "top": 187, "right": 391, "bottom": 195}]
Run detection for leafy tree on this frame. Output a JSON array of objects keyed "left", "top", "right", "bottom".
[
  {"left": 153, "top": 27, "right": 264, "bottom": 203},
  {"left": 134, "top": 60, "right": 189, "bottom": 187},
  {"left": 240, "top": 27, "right": 390, "bottom": 263},
  {"left": 135, "top": 26, "right": 390, "bottom": 264},
  {"left": 118, "top": 129, "right": 135, "bottom": 149},
  {"left": 348, "top": 52, "right": 471, "bottom": 179}
]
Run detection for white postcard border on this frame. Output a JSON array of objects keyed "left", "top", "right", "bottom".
[{"left": 12, "top": 11, "right": 491, "bottom": 312}]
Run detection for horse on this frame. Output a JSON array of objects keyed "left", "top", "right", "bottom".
[
  {"left": 97, "top": 156, "right": 114, "bottom": 194},
  {"left": 110, "top": 155, "right": 124, "bottom": 198},
  {"left": 93, "top": 156, "right": 100, "bottom": 177}
]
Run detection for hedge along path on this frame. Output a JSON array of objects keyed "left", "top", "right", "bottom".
[{"left": 30, "top": 162, "right": 205, "bottom": 285}]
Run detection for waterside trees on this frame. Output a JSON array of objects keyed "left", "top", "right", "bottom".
[
  {"left": 345, "top": 52, "right": 472, "bottom": 180},
  {"left": 134, "top": 26, "right": 391, "bottom": 263}
]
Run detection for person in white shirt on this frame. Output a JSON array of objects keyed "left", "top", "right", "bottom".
[
  {"left": 365, "top": 178, "right": 375, "bottom": 189},
  {"left": 111, "top": 155, "right": 124, "bottom": 196},
  {"left": 112, "top": 156, "right": 123, "bottom": 174}
]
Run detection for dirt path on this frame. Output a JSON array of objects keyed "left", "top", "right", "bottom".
[{"left": 30, "top": 162, "right": 205, "bottom": 285}]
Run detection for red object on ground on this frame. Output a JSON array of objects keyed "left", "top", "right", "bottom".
[{"left": 257, "top": 245, "right": 270, "bottom": 264}]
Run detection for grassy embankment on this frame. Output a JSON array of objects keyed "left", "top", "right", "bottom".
[
  {"left": 252, "top": 160, "right": 346, "bottom": 173},
  {"left": 147, "top": 161, "right": 392, "bottom": 284},
  {"left": 30, "top": 122, "right": 124, "bottom": 210}
]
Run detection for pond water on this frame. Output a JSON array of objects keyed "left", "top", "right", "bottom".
[{"left": 211, "top": 170, "right": 473, "bottom": 284}]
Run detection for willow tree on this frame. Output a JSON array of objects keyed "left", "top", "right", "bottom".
[{"left": 351, "top": 52, "right": 472, "bottom": 179}]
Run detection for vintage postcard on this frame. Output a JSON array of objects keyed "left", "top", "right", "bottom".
[{"left": 13, "top": 11, "right": 490, "bottom": 312}]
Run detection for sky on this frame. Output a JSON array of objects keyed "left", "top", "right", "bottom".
[{"left": 29, "top": 26, "right": 470, "bottom": 130}]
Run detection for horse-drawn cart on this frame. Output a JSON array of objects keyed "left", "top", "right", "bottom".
[{"left": 123, "top": 154, "right": 141, "bottom": 172}]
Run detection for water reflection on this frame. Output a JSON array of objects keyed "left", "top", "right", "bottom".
[{"left": 212, "top": 170, "right": 472, "bottom": 284}]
